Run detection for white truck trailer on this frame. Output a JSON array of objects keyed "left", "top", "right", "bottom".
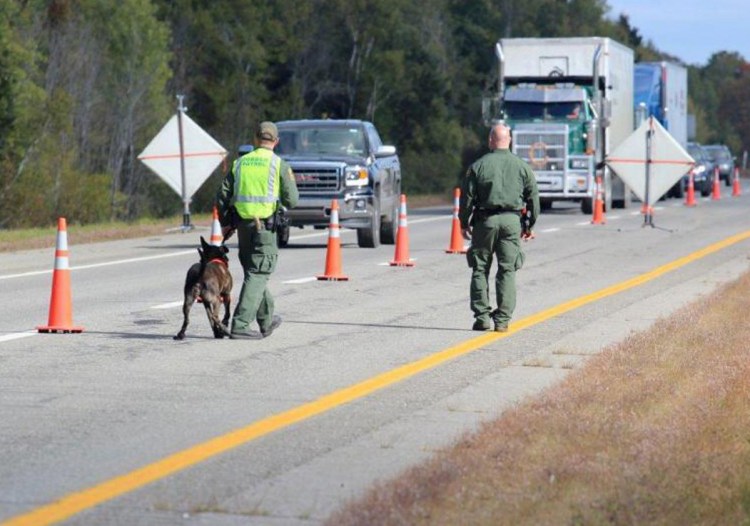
[{"left": 483, "top": 37, "right": 635, "bottom": 213}]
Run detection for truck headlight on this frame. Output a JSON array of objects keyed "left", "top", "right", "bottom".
[
  {"left": 345, "top": 167, "right": 368, "bottom": 187},
  {"left": 694, "top": 165, "right": 705, "bottom": 175}
]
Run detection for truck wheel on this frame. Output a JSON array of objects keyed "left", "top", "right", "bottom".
[
  {"left": 581, "top": 198, "right": 593, "bottom": 215},
  {"left": 357, "top": 211, "right": 381, "bottom": 248},
  {"left": 380, "top": 203, "right": 398, "bottom": 244},
  {"left": 277, "top": 224, "right": 290, "bottom": 248}
]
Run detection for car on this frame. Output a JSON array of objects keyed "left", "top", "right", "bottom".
[
  {"left": 683, "top": 143, "right": 715, "bottom": 197},
  {"left": 274, "top": 119, "right": 402, "bottom": 248},
  {"left": 668, "top": 143, "right": 712, "bottom": 199},
  {"left": 703, "top": 144, "right": 735, "bottom": 187}
]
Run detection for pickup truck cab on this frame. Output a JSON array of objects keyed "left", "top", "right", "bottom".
[{"left": 275, "top": 119, "right": 401, "bottom": 248}]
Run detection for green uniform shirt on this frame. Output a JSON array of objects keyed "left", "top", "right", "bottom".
[
  {"left": 459, "top": 149, "right": 539, "bottom": 230},
  {"left": 215, "top": 146, "right": 299, "bottom": 225}
]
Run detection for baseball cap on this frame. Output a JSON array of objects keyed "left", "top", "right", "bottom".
[{"left": 256, "top": 121, "right": 278, "bottom": 141}]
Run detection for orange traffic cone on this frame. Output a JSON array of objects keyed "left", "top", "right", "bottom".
[
  {"left": 591, "top": 175, "right": 606, "bottom": 224},
  {"left": 209, "top": 206, "right": 223, "bottom": 246},
  {"left": 445, "top": 187, "right": 467, "bottom": 254},
  {"left": 37, "top": 218, "right": 84, "bottom": 333},
  {"left": 711, "top": 167, "right": 721, "bottom": 200},
  {"left": 317, "top": 200, "right": 349, "bottom": 281},
  {"left": 685, "top": 169, "right": 697, "bottom": 207},
  {"left": 390, "top": 194, "right": 415, "bottom": 267},
  {"left": 732, "top": 167, "right": 741, "bottom": 197}
]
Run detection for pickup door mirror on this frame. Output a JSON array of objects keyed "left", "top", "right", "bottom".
[{"left": 375, "top": 145, "right": 397, "bottom": 158}]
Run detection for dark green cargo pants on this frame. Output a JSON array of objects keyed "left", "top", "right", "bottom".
[
  {"left": 466, "top": 212, "right": 525, "bottom": 327},
  {"left": 231, "top": 219, "right": 278, "bottom": 334}
]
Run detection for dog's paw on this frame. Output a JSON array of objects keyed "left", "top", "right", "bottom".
[{"left": 173, "top": 333, "right": 185, "bottom": 340}]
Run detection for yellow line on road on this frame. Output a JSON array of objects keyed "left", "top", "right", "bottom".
[{"left": 5, "top": 229, "right": 750, "bottom": 526}]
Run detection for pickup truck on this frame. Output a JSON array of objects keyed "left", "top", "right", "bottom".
[{"left": 274, "top": 119, "right": 402, "bottom": 248}]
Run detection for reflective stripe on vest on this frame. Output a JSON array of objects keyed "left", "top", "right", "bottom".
[{"left": 233, "top": 148, "right": 281, "bottom": 219}]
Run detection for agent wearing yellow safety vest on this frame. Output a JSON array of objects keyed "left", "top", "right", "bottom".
[{"left": 216, "top": 122, "right": 299, "bottom": 340}]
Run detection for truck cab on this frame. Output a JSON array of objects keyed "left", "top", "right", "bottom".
[
  {"left": 484, "top": 37, "right": 634, "bottom": 214},
  {"left": 501, "top": 84, "right": 597, "bottom": 211}
]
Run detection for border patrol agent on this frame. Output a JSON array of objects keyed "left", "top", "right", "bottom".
[
  {"left": 216, "top": 122, "right": 299, "bottom": 340},
  {"left": 459, "top": 123, "right": 539, "bottom": 332}
]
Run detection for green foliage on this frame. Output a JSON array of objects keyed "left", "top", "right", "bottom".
[{"left": 0, "top": 0, "right": 748, "bottom": 228}]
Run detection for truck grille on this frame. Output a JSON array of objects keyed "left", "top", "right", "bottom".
[
  {"left": 293, "top": 167, "right": 341, "bottom": 193},
  {"left": 512, "top": 125, "right": 567, "bottom": 172}
]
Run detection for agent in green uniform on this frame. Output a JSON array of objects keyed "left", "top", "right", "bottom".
[
  {"left": 459, "top": 123, "right": 539, "bottom": 332},
  {"left": 216, "top": 121, "right": 299, "bottom": 339}
]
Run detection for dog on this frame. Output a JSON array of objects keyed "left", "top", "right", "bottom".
[{"left": 174, "top": 236, "right": 233, "bottom": 340}]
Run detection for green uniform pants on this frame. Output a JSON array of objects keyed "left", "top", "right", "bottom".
[
  {"left": 466, "top": 212, "right": 525, "bottom": 326},
  {"left": 231, "top": 220, "right": 278, "bottom": 333}
]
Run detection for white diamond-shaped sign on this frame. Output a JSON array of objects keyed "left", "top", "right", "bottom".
[
  {"left": 138, "top": 112, "right": 227, "bottom": 200},
  {"left": 606, "top": 117, "right": 694, "bottom": 206}
]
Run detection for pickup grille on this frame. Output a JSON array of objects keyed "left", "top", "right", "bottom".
[{"left": 293, "top": 166, "right": 342, "bottom": 193}]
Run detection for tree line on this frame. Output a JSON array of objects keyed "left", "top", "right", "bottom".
[{"left": 1, "top": 0, "right": 747, "bottom": 229}]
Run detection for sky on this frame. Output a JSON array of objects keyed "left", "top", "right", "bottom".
[{"left": 604, "top": 0, "right": 750, "bottom": 66}]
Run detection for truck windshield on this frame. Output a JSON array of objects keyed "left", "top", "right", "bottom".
[
  {"left": 634, "top": 67, "right": 660, "bottom": 106},
  {"left": 504, "top": 101, "right": 583, "bottom": 121},
  {"left": 276, "top": 127, "right": 366, "bottom": 156}
]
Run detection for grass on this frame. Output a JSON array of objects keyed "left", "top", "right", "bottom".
[
  {"left": 0, "top": 215, "right": 214, "bottom": 253},
  {"left": 0, "top": 194, "right": 451, "bottom": 253},
  {"left": 327, "top": 270, "right": 750, "bottom": 525}
]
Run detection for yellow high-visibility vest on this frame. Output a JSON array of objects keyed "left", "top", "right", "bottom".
[{"left": 232, "top": 148, "right": 281, "bottom": 219}]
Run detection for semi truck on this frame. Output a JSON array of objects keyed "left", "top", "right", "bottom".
[
  {"left": 482, "top": 37, "right": 634, "bottom": 213},
  {"left": 633, "top": 61, "right": 690, "bottom": 197}
]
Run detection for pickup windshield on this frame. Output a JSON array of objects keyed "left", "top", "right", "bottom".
[{"left": 277, "top": 126, "right": 367, "bottom": 157}]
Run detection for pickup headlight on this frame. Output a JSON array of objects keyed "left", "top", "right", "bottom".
[{"left": 345, "top": 166, "right": 369, "bottom": 187}]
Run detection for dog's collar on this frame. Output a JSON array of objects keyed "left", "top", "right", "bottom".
[{"left": 208, "top": 258, "right": 228, "bottom": 267}]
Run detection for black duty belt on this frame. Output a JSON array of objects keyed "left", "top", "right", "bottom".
[
  {"left": 240, "top": 216, "right": 275, "bottom": 229},
  {"left": 475, "top": 208, "right": 522, "bottom": 216}
]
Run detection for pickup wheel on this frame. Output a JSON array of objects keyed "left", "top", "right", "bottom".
[
  {"left": 380, "top": 203, "right": 398, "bottom": 244},
  {"left": 581, "top": 198, "right": 593, "bottom": 215},
  {"left": 357, "top": 209, "right": 381, "bottom": 248}
]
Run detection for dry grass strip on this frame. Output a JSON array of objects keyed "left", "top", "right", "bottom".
[
  {"left": 0, "top": 194, "right": 450, "bottom": 253},
  {"left": 0, "top": 216, "right": 212, "bottom": 253},
  {"left": 328, "top": 271, "right": 750, "bottom": 525}
]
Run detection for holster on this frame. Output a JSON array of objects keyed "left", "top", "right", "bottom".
[
  {"left": 271, "top": 206, "right": 289, "bottom": 233},
  {"left": 520, "top": 207, "right": 532, "bottom": 237},
  {"left": 226, "top": 206, "right": 241, "bottom": 230}
]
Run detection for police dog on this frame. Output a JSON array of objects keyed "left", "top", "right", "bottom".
[{"left": 174, "top": 236, "right": 233, "bottom": 340}]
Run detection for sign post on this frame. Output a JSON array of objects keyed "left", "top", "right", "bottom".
[
  {"left": 644, "top": 125, "right": 653, "bottom": 227},
  {"left": 138, "top": 95, "right": 227, "bottom": 232},
  {"left": 176, "top": 95, "right": 191, "bottom": 230}
]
